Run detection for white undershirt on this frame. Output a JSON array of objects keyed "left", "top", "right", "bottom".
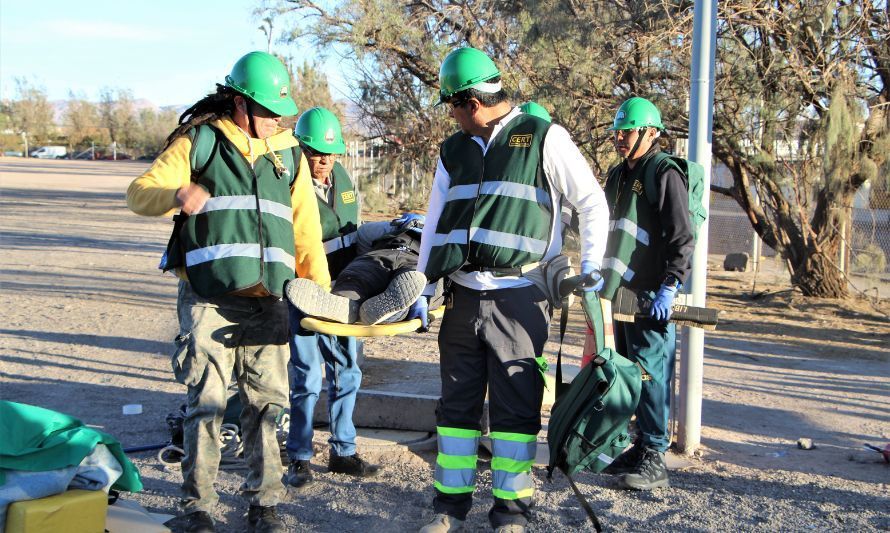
[{"left": 417, "top": 107, "right": 609, "bottom": 293}]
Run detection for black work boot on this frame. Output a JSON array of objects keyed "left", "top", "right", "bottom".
[
  {"left": 182, "top": 510, "right": 215, "bottom": 533},
  {"left": 604, "top": 443, "right": 645, "bottom": 475},
  {"left": 328, "top": 453, "right": 382, "bottom": 477},
  {"left": 284, "top": 459, "right": 314, "bottom": 490},
  {"left": 247, "top": 505, "right": 286, "bottom": 533},
  {"left": 618, "top": 448, "right": 670, "bottom": 490}
]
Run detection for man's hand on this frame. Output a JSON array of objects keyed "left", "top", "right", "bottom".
[
  {"left": 406, "top": 295, "right": 429, "bottom": 332},
  {"left": 176, "top": 184, "right": 210, "bottom": 215},
  {"left": 580, "top": 260, "right": 604, "bottom": 292},
  {"left": 650, "top": 283, "right": 678, "bottom": 322}
]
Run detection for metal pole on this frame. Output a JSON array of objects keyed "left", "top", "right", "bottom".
[{"left": 678, "top": 0, "right": 717, "bottom": 455}]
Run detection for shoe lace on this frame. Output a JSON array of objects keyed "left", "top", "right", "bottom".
[{"left": 637, "top": 451, "right": 662, "bottom": 476}]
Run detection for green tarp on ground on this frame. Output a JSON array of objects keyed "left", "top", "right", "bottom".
[{"left": 0, "top": 400, "right": 143, "bottom": 492}]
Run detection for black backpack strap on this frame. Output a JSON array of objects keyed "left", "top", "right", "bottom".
[
  {"left": 555, "top": 298, "right": 570, "bottom": 395},
  {"left": 565, "top": 471, "right": 603, "bottom": 532}
]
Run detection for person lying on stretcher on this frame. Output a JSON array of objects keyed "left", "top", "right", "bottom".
[{"left": 286, "top": 213, "right": 442, "bottom": 325}]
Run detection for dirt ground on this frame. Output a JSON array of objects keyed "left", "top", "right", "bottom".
[{"left": 1, "top": 158, "right": 888, "bottom": 532}]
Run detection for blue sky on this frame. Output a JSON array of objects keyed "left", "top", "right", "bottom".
[{"left": 0, "top": 0, "right": 345, "bottom": 107}]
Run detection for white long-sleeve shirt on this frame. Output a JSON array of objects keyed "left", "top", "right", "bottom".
[{"left": 417, "top": 107, "right": 609, "bottom": 294}]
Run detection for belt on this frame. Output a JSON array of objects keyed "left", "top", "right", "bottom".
[{"left": 458, "top": 262, "right": 540, "bottom": 277}]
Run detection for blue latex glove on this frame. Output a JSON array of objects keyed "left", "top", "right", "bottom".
[
  {"left": 650, "top": 283, "right": 679, "bottom": 322},
  {"left": 392, "top": 213, "right": 425, "bottom": 233},
  {"left": 580, "top": 260, "right": 605, "bottom": 292},
  {"left": 406, "top": 295, "right": 429, "bottom": 332}
]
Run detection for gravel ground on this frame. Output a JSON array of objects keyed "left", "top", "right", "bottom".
[{"left": 1, "top": 158, "right": 887, "bottom": 532}]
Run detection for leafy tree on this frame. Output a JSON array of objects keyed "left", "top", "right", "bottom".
[
  {"left": 290, "top": 60, "right": 342, "bottom": 115},
  {"left": 8, "top": 78, "right": 55, "bottom": 151},
  {"left": 63, "top": 92, "right": 107, "bottom": 151},
  {"left": 710, "top": 1, "right": 889, "bottom": 297},
  {"left": 98, "top": 88, "right": 137, "bottom": 149},
  {"left": 131, "top": 107, "right": 179, "bottom": 157},
  {"left": 267, "top": 0, "right": 889, "bottom": 297}
]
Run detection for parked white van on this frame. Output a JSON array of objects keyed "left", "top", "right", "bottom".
[{"left": 30, "top": 146, "right": 67, "bottom": 159}]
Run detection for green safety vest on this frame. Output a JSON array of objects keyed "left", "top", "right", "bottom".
[
  {"left": 600, "top": 152, "right": 661, "bottom": 300},
  {"left": 425, "top": 114, "right": 554, "bottom": 282},
  {"left": 317, "top": 162, "right": 360, "bottom": 279},
  {"left": 181, "top": 125, "right": 299, "bottom": 298}
]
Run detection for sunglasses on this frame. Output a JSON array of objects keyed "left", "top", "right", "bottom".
[{"left": 303, "top": 145, "right": 336, "bottom": 159}]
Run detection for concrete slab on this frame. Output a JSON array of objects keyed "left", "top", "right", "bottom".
[{"left": 314, "top": 389, "right": 489, "bottom": 433}]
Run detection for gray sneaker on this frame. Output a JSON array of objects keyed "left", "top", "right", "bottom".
[
  {"left": 419, "top": 513, "right": 464, "bottom": 533},
  {"left": 359, "top": 270, "right": 427, "bottom": 325},
  {"left": 285, "top": 278, "right": 359, "bottom": 323}
]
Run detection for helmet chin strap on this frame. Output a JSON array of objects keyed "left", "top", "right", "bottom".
[
  {"left": 626, "top": 128, "right": 646, "bottom": 160},
  {"left": 245, "top": 99, "right": 261, "bottom": 139}
]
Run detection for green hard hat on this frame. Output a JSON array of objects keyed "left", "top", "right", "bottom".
[
  {"left": 294, "top": 107, "right": 346, "bottom": 154},
  {"left": 609, "top": 97, "right": 665, "bottom": 131},
  {"left": 519, "top": 101, "right": 551, "bottom": 122},
  {"left": 438, "top": 47, "right": 501, "bottom": 103},
  {"left": 225, "top": 51, "right": 299, "bottom": 117}
]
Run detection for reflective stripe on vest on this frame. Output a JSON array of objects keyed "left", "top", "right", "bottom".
[
  {"left": 490, "top": 431, "right": 536, "bottom": 500},
  {"left": 430, "top": 227, "right": 548, "bottom": 256},
  {"left": 196, "top": 195, "right": 293, "bottom": 222},
  {"left": 434, "top": 426, "right": 480, "bottom": 495},
  {"left": 323, "top": 230, "right": 357, "bottom": 254},
  {"left": 602, "top": 256, "right": 635, "bottom": 283},
  {"left": 185, "top": 244, "right": 295, "bottom": 272},
  {"left": 609, "top": 218, "right": 650, "bottom": 246}
]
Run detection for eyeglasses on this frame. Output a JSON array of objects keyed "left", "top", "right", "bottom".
[
  {"left": 448, "top": 98, "right": 469, "bottom": 110},
  {"left": 303, "top": 145, "right": 336, "bottom": 160},
  {"left": 613, "top": 128, "right": 644, "bottom": 139}
]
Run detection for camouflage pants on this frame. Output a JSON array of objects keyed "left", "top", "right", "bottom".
[{"left": 173, "top": 281, "right": 289, "bottom": 513}]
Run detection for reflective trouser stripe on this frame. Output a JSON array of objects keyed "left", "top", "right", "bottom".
[
  {"left": 490, "top": 432, "right": 536, "bottom": 501},
  {"left": 434, "top": 426, "right": 480, "bottom": 495}
]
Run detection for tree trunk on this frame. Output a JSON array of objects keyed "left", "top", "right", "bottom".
[{"left": 789, "top": 251, "right": 847, "bottom": 298}]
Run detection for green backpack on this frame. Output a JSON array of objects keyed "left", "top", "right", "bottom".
[
  {"left": 644, "top": 151, "right": 707, "bottom": 239},
  {"left": 546, "top": 285, "right": 642, "bottom": 531}
]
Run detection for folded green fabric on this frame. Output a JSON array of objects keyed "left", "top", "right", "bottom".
[{"left": 0, "top": 401, "right": 143, "bottom": 492}]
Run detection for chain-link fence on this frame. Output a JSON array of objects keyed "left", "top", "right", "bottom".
[{"left": 708, "top": 164, "right": 889, "bottom": 298}]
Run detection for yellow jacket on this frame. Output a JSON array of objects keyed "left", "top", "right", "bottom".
[{"left": 127, "top": 117, "right": 331, "bottom": 288}]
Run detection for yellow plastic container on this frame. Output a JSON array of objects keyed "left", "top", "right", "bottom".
[{"left": 5, "top": 489, "right": 107, "bottom": 533}]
